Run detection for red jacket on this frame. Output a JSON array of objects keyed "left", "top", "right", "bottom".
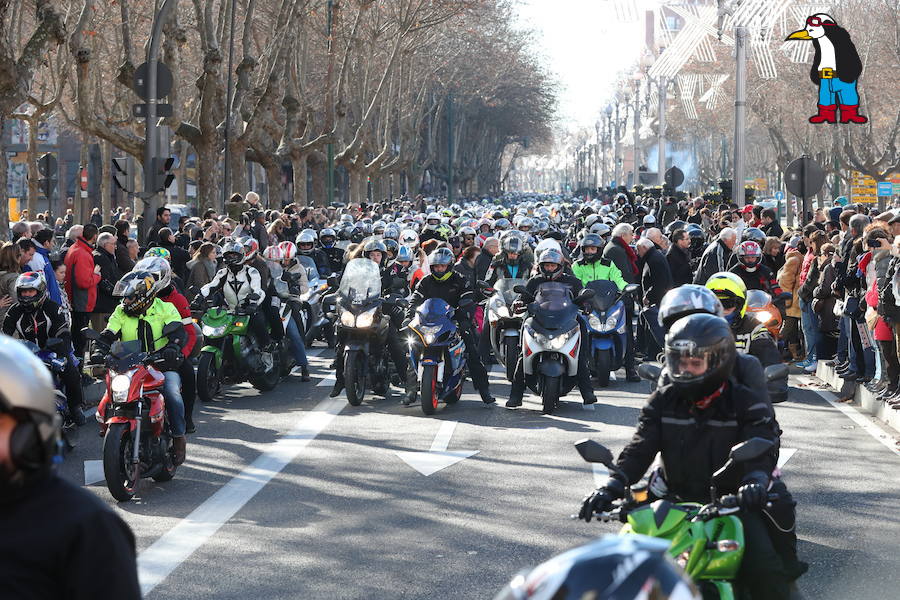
[
  {"left": 161, "top": 288, "right": 196, "bottom": 357},
  {"left": 64, "top": 237, "right": 101, "bottom": 312}
]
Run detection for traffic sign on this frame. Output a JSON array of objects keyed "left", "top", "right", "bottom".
[
  {"left": 664, "top": 166, "right": 684, "bottom": 189},
  {"left": 877, "top": 182, "right": 893, "bottom": 196},
  {"left": 37, "top": 153, "right": 57, "bottom": 177},
  {"left": 852, "top": 170, "right": 878, "bottom": 203},
  {"left": 133, "top": 62, "right": 174, "bottom": 100},
  {"left": 774, "top": 191, "right": 785, "bottom": 201},
  {"left": 784, "top": 157, "right": 825, "bottom": 198}
]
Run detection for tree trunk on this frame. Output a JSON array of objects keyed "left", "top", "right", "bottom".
[
  {"left": 177, "top": 141, "right": 188, "bottom": 211},
  {"left": 78, "top": 137, "right": 90, "bottom": 225},
  {"left": 264, "top": 162, "right": 283, "bottom": 209},
  {"left": 291, "top": 153, "right": 308, "bottom": 207},
  {"left": 27, "top": 118, "right": 39, "bottom": 220},
  {"left": 196, "top": 143, "right": 220, "bottom": 213},
  {"left": 0, "top": 119, "right": 9, "bottom": 240},
  {"left": 229, "top": 140, "right": 247, "bottom": 200},
  {"left": 310, "top": 157, "right": 325, "bottom": 206},
  {"left": 101, "top": 140, "right": 112, "bottom": 224}
]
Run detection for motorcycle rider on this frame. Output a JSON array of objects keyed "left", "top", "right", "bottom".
[
  {"left": 485, "top": 234, "right": 533, "bottom": 284},
  {"left": 198, "top": 239, "right": 271, "bottom": 352},
  {"left": 318, "top": 228, "right": 345, "bottom": 274},
  {"left": 0, "top": 335, "right": 141, "bottom": 598},
  {"left": 2, "top": 271, "right": 86, "bottom": 426},
  {"left": 578, "top": 313, "right": 799, "bottom": 600},
  {"left": 297, "top": 229, "right": 331, "bottom": 278},
  {"left": 505, "top": 249, "right": 599, "bottom": 408},
  {"left": 264, "top": 244, "right": 311, "bottom": 382},
  {"left": 94, "top": 270, "right": 189, "bottom": 465},
  {"left": 405, "top": 247, "right": 495, "bottom": 405},
  {"left": 730, "top": 240, "right": 784, "bottom": 295}
]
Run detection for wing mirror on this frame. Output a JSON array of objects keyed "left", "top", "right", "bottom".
[
  {"left": 636, "top": 363, "right": 661, "bottom": 382},
  {"left": 575, "top": 438, "right": 615, "bottom": 467},
  {"left": 764, "top": 364, "right": 788, "bottom": 383}
]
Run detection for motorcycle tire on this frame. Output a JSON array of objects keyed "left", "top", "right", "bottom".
[
  {"left": 345, "top": 351, "right": 367, "bottom": 406},
  {"left": 280, "top": 342, "right": 295, "bottom": 377},
  {"left": 445, "top": 382, "right": 463, "bottom": 404},
  {"left": 250, "top": 350, "right": 281, "bottom": 392},
  {"left": 541, "top": 375, "right": 560, "bottom": 415},
  {"left": 594, "top": 349, "right": 611, "bottom": 388},
  {"left": 420, "top": 364, "right": 439, "bottom": 415},
  {"left": 504, "top": 338, "right": 517, "bottom": 382},
  {"left": 197, "top": 352, "right": 221, "bottom": 403},
  {"left": 152, "top": 434, "right": 178, "bottom": 482},
  {"left": 103, "top": 423, "right": 138, "bottom": 502}
]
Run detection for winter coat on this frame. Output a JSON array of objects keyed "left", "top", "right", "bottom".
[
  {"left": 91, "top": 246, "right": 122, "bottom": 314},
  {"left": 777, "top": 249, "right": 803, "bottom": 318},
  {"left": 693, "top": 240, "right": 733, "bottom": 285},
  {"left": 641, "top": 246, "right": 673, "bottom": 307},
  {"left": 666, "top": 244, "right": 693, "bottom": 286},
  {"left": 63, "top": 237, "right": 101, "bottom": 313},
  {"left": 812, "top": 261, "right": 838, "bottom": 332}
]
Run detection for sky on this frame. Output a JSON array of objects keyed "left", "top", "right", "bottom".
[{"left": 513, "top": 0, "right": 649, "bottom": 130}]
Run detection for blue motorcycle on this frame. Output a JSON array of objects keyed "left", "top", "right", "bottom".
[
  {"left": 584, "top": 281, "right": 639, "bottom": 387},
  {"left": 407, "top": 298, "right": 470, "bottom": 415},
  {"left": 25, "top": 337, "right": 76, "bottom": 450}
]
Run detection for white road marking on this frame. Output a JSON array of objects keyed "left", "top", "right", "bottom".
[
  {"left": 137, "top": 397, "right": 345, "bottom": 595},
  {"left": 591, "top": 464, "right": 609, "bottom": 487},
  {"left": 84, "top": 460, "right": 104, "bottom": 486},
  {"left": 317, "top": 374, "right": 336, "bottom": 387},
  {"left": 777, "top": 448, "right": 797, "bottom": 469},
  {"left": 796, "top": 375, "right": 900, "bottom": 457},
  {"left": 395, "top": 420, "right": 478, "bottom": 476},
  {"left": 306, "top": 347, "right": 326, "bottom": 357}
]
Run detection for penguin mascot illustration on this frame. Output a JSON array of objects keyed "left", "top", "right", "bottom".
[{"left": 786, "top": 13, "right": 867, "bottom": 124}]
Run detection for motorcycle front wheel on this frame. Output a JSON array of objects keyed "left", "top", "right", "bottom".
[
  {"left": 103, "top": 423, "right": 138, "bottom": 502},
  {"left": 345, "top": 350, "right": 367, "bottom": 406},
  {"left": 594, "top": 349, "right": 611, "bottom": 388},
  {"left": 250, "top": 349, "right": 281, "bottom": 392},
  {"left": 152, "top": 432, "right": 178, "bottom": 482},
  {"left": 420, "top": 364, "right": 439, "bottom": 415},
  {"left": 197, "top": 352, "right": 221, "bottom": 402},
  {"left": 541, "top": 375, "right": 560, "bottom": 415}
]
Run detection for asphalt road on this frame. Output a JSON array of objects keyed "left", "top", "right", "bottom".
[{"left": 57, "top": 349, "right": 900, "bottom": 599}]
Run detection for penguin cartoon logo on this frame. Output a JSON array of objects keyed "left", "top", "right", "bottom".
[{"left": 786, "top": 13, "right": 867, "bottom": 125}]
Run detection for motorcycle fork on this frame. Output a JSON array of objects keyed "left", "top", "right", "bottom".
[{"left": 132, "top": 399, "right": 143, "bottom": 479}]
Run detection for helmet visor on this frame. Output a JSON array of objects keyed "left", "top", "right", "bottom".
[{"left": 665, "top": 337, "right": 732, "bottom": 384}]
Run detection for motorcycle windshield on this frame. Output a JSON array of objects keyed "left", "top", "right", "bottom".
[
  {"left": 532, "top": 282, "right": 577, "bottom": 330},
  {"left": 494, "top": 278, "right": 527, "bottom": 305},
  {"left": 339, "top": 258, "right": 382, "bottom": 304},
  {"left": 418, "top": 298, "right": 452, "bottom": 325},
  {"left": 298, "top": 256, "right": 320, "bottom": 284},
  {"left": 586, "top": 280, "right": 620, "bottom": 312},
  {"left": 108, "top": 340, "right": 144, "bottom": 372},
  {"left": 745, "top": 289, "right": 772, "bottom": 310}
]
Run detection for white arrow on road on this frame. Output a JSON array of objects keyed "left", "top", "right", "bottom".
[
  {"left": 777, "top": 448, "right": 797, "bottom": 470},
  {"left": 84, "top": 460, "right": 104, "bottom": 486},
  {"left": 395, "top": 421, "right": 478, "bottom": 476}
]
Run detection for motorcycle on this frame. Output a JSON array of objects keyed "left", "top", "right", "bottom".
[
  {"left": 575, "top": 436, "right": 780, "bottom": 600},
  {"left": 297, "top": 255, "right": 331, "bottom": 348},
  {"left": 25, "top": 337, "right": 76, "bottom": 450},
  {"left": 331, "top": 258, "right": 406, "bottom": 406},
  {"left": 194, "top": 293, "right": 281, "bottom": 402},
  {"left": 84, "top": 323, "right": 182, "bottom": 502},
  {"left": 515, "top": 282, "right": 594, "bottom": 414},
  {"left": 745, "top": 290, "right": 792, "bottom": 341},
  {"left": 407, "top": 297, "right": 472, "bottom": 415},
  {"left": 584, "top": 281, "right": 639, "bottom": 387},
  {"left": 485, "top": 278, "right": 526, "bottom": 382}
]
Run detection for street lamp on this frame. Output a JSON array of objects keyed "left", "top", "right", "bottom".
[
  {"left": 604, "top": 104, "right": 613, "bottom": 189},
  {"left": 632, "top": 72, "right": 643, "bottom": 189}
]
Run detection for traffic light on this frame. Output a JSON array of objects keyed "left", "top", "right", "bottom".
[
  {"left": 37, "top": 153, "right": 57, "bottom": 199},
  {"left": 39, "top": 176, "right": 56, "bottom": 198},
  {"left": 112, "top": 157, "right": 131, "bottom": 192},
  {"left": 718, "top": 179, "right": 733, "bottom": 201},
  {"left": 151, "top": 157, "right": 175, "bottom": 192}
]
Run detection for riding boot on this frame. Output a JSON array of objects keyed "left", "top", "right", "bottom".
[
  {"left": 506, "top": 358, "right": 526, "bottom": 408},
  {"left": 402, "top": 370, "right": 418, "bottom": 406},
  {"left": 172, "top": 436, "right": 187, "bottom": 466},
  {"left": 330, "top": 354, "right": 345, "bottom": 397}
]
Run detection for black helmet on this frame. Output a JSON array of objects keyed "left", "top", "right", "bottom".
[
  {"left": 580, "top": 234, "right": 603, "bottom": 263},
  {"left": 538, "top": 248, "right": 564, "bottom": 279},
  {"left": 665, "top": 313, "right": 736, "bottom": 399},
  {"left": 15, "top": 271, "right": 48, "bottom": 311},
  {"left": 363, "top": 239, "right": 387, "bottom": 264},
  {"left": 741, "top": 227, "right": 766, "bottom": 245},
  {"left": 665, "top": 220, "right": 686, "bottom": 236},
  {"left": 0, "top": 335, "right": 62, "bottom": 492},
  {"left": 658, "top": 285, "right": 724, "bottom": 329},
  {"left": 494, "top": 534, "right": 699, "bottom": 600},
  {"left": 383, "top": 238, "right": 400, "bottom": 260},
  {"left": 114, "top": 270, "right": 158, "bottom": 317}
]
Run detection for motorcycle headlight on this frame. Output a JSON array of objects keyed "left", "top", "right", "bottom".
[
  {"left": 356, "top": 307, "right": 377, "bottom": 328},
  {"left": 755, "top": 310, "right": 773, "bottom": 323},
  {"left": 588, "top": 314, "right": 603, "bottom": 330},
  {"left": 675, "top": 550, "right": 691, "bottom": 568},
  {"left": 111, "top": 374, "right": 131, "bottom": 402},
  {"left": 202, "top": 324, "right": 227, "bottom": 337},
  {"left": 414, "top": 324, "right": 442, "bottom": 345},
  {"left": 340, "top": 311, "right": 356, "bottom": 327},
  {"left": 547, "top": 326, "right": 578, "bottom": 350},
  {"left": 605, "top": 315, "right": 619, "bottom": 330}
]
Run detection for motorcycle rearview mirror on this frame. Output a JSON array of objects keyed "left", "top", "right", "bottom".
[
  {"left": 576, "top": 289, "right": 595, "bottom": 303},
  {"left": 512, "top": 284, "right": 527, "bottom": 295},
  {"left": 81, "top": 328, "right": 100, "bottom": 341},
  {"left": 636, "top": 363, "right": 661, "bottom": 382},
  {"left": 327, "top": 275, "right": 340, "bottom": 288},
  {"left": 574, "top": 438, "right": 614, "bottom": 467},
  {"left": 729, "top": 437, "right": 775, "bottom": 463},
  {"left": 764, "top": 363, "right": 788, "bottom": 383},
  {"left": 624, "top": 283, "right": 640, "bottom": 295},
  {"left": 161, "top": 322, "right": 182, "bottom": 337}
]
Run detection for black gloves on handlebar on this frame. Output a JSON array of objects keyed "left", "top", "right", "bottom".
[
  {"left": 578, "top": 478, "right": 625, "bottom": 522},
  {"left": 737, "top": 471, "right": 769, "bottom": 511}
]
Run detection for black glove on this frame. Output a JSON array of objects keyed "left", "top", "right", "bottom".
[
  {"left": 737, "top": 482, "right": 767, "bottom": 511},
  {"left": 89, "top": 351, "right": 105, "bottom": 366},
  {"left": 578, "top": 478, "right": 625, "bottom": 522}
]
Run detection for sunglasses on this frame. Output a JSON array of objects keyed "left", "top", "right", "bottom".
[{"left": 806, "top": 16, "right": 834, "bottom": 27}]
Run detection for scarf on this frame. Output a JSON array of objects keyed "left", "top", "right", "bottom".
[{"left": 615, "top": 237, "right": 639, "bottom": 277}]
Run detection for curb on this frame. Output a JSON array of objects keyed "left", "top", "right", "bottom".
[{"left": 814, "top": 362, "right": 900, "bottom": 435}]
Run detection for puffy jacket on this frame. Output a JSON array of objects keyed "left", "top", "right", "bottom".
[
  {"left": 693, "top": 240, "right": 733, "bottom": 285},
  {"left": 571, "top": 257, "right": 626, "bottom": 289},
  {"left": 777, "top": 249, "right": 802, "bottom": 318},
  {"left": 640, "top": 246, "right": 673, "bottom": 307},
  {"left": 200, "top": 265, "right": 265, "bottom": 311},
  {"left": 104, "top": 297, "right": 185, "bottom": 354},
  {"left": 63, "top": 237, "right": 101, "bottom": 312},
  {"left": 408, "top": 271, "right": 475, "bottom": 323},
  {"left": 2, "top": 299, "right": 70, "bottom": 348}
]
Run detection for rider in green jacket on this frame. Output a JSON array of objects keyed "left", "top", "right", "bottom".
[{"left": 572, "top": 234, "right": 627, "bottom": 289}]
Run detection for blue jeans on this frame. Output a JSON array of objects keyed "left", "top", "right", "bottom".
[
  {"left": 799, "top": 298, "right": 819, "bottom": 361},
  {"left": 163, "top": 370, "right": 186, "bottom": 437},
  {"left": 285, "top": 316, "right": 309, "bottom": 368},
  {"left": 818, "top": 77, "right": 860, "bottom": 105}
]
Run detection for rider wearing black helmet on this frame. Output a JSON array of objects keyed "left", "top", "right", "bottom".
[
  {"left": 506, "top": 249, "right": 598, "bottom": 408},
  {"left": 318, "top": 228, "right": 345, "bottom": 274},
  {"left": 405, "top": 248, "right": 494, "bottom": 405},
  {"left": 579, "top": 313, "right": 797, "bottom": 600}
]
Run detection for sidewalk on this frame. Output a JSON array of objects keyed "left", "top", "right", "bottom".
[{"left": 811, "top": 362, "right": 900, "bottom": 435}]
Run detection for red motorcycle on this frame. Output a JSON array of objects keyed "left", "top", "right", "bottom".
[{"left": 86, "top": 324, "right": 180, "bottom": 502}]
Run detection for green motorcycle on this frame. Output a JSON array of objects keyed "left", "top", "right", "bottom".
[
  {"left": 575, "top": 437, "right": 779, "bottom": 600},
  {"left": 195, "top": 300, "right": 281, "bottom": 402}
]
